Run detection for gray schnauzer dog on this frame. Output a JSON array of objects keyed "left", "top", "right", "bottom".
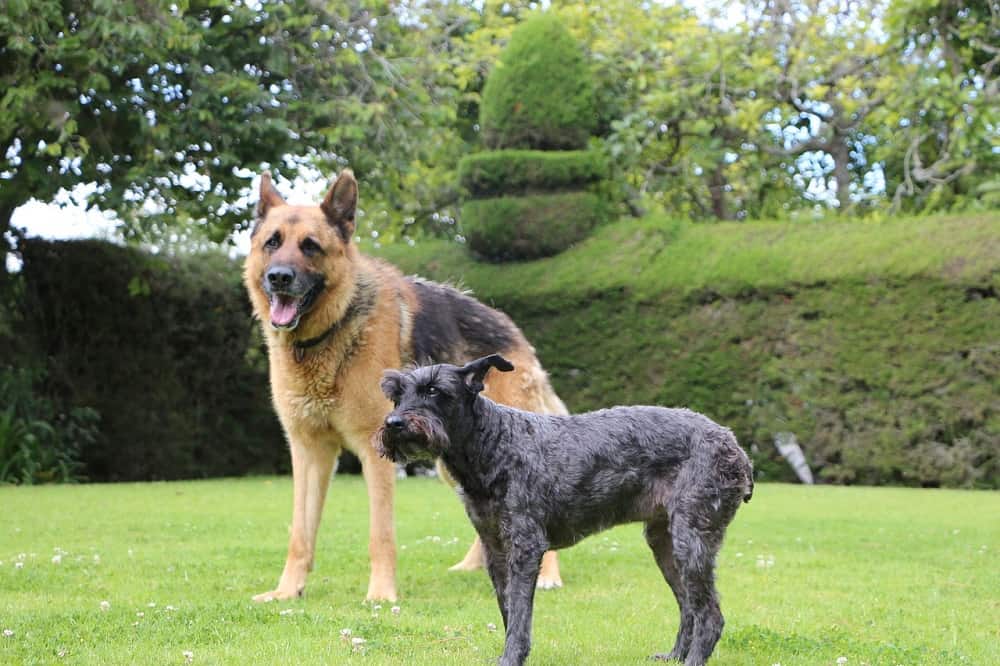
[{"left": 376, "top": 355, "right": 753, "bottom": 666}]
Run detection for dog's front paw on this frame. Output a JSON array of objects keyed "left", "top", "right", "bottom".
[
  {"left": 252, "top": 586, "right": 303, "bottom": 603},
  {"left": 365, "top": 580, "right": 398, "bottom": 602}
]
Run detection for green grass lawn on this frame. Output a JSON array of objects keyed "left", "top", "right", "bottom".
[{"left": 2, "top": 478, "right": 997, "bottom": 665}]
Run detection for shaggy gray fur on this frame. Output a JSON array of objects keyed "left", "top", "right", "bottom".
[{"left": 376, "top": 355, "right": 753, "bottom": 666}]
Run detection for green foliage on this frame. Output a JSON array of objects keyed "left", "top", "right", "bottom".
[
  {"left": 17, "top": 239, "right": 285, "bottom": 481},
  {"left": 1, "top": 478, "right": 998, "bottom": 663},
  {"left": 0, "top": 0, "right": 469, "bottom": 244},
  {"left": 377, "top": 212, "right": 1000, "bottom": 488},
  {"left": 458, "top": 149, "right": 606, "bottom": 197},
  {"left": 0, "top": 366, "right": 96, "bottom": 485},
  {"left": 479, "top": 13, "right": 596, "bottom": 150},
  {"left": 461, "top": 192, "right": 605, "bottom": 261}
]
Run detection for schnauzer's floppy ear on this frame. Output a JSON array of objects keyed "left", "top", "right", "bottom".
[
  {"left": 255, "top": 171, "right": 287, "bottom": 228},
  {"left": 460, "top": 354, "right": 515, "bottom": 393},
  {"left": 380, "top": 370, "right": 403, "bottom": 401},
  {"left": 321, "top": 169, "right": 358, "bottom": 242}
]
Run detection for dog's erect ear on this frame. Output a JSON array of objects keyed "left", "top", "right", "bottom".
[
  {"left": 381, "top": 370, "right": 404, "bottom": 401},
  {"left": 321, "top": 169, "right": 358, "bottom": 242},
  {"left": 459, "top": 354, "right": 515, "bottom": 394},
  {"left": 256, "top": 171, "right": 287, "bottom": 225}
]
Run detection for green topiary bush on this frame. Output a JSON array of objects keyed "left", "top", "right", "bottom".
[
  {"left": 459, "top": 149, "right": 606, "bottom": 197},
  {"left": 462, "top": 191, "right": 605, "bottom": 261},
  {"left": 480, "top": 14, "right": 596, "bottom": 151}
]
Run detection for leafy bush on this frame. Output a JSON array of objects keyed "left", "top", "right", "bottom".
[
  {"left": 480, "top": 14, "right": 596, "bottom": 150},
  {"left": 18, "top": 239, "right": 286, "bottom": 481},
  {"left": 459, "top": 149, "right": 606, "bottom": 197},
  {"left": 0, "top": 366, "right": 97, "bottom": 484},
  {"left": 461, "top": 191, "right": 605, "bottom": 261}
]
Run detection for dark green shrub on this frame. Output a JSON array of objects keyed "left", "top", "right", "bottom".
[
  {"left": 480, "top": 14, "right": 596, "bottom": 150},
  {"left": 18, "top": 239, "right": 286, "bottom": 481},
  {"left": 459, "top": 149, "right": 606, "bottom": 197},
  {"left": 0, "top": 366, "right": 97, "bottom": 484},
  {"left": 462, "top": 191, "right": 605, "bottom": 261}
]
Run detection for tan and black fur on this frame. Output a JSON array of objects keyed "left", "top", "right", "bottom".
[{"left": 244, "top": 170, "right": 567, "bottom": 602}]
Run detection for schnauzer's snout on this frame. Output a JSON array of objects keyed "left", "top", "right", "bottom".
[
  {"left": 266, "top": 265, "right": 295, "bottom": 290},
  {"left": 385, "top": 414, "right": 405, "bottom": 431}
]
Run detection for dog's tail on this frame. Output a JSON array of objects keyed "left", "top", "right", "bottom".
[{"left": 723, "top": 429, "right": 754, "bottom": 504}]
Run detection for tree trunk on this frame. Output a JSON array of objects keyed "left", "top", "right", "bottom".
[
  {"left": 829, "top": 140, "right": 852, "bottom": 212},
  {"left": 708, "top": 163, "right": 730, "bottom": 220}
]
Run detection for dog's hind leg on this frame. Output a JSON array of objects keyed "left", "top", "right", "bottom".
[
  {"left": 668, "top": 509, "right": 726, "bottom": 666},
  {"left": 645, "top": 516, "right": 694, "bottom": 662}
]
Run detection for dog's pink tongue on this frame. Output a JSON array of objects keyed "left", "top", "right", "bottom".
[{"left": 270, "top": 295, "right": 298, "bottom": 326}]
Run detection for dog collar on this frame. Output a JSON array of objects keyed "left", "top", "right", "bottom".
[{"left": 291, "top": 279, "right": 377, "bottom": 363}]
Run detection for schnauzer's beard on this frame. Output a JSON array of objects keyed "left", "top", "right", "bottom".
[{"left": 374, "top": 413, "right": 450, "bottom": 463}]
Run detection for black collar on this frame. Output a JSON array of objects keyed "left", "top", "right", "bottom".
[{"left": 291, "top": 280, "right": 376, "bottom": 363}]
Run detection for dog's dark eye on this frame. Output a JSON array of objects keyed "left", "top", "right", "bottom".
[
  {"left": 265, "top": 232, "right": 281, "bottom": 251},
  {"left": 300, "top": 237, "right": 323, "bottom": 256},
  {"left": 425, "top": 386, "right": 440, "bottom": 397}
]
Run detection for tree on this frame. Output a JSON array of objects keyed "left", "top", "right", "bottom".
[
  {"left": 0, "top": 0, "right": 461, "bottom": 254},
  {"left": 878, "top": 0, "right": 1000, "bottom": 210},
  {"left": 741, "top": 0, "right": 893, "bottom": 213}
]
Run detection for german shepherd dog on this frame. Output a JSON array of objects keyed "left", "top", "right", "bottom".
[{"left": 244, "top": 170, "right": 568, "bottom": 602}]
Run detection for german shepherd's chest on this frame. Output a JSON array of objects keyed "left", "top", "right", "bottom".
[{"left": 268, "top": 334, "right": 379, "bottom": 438}]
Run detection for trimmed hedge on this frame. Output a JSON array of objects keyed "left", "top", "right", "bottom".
[
  {"left": 462, "top": 191, "right": 604, "bottom": 261},
  {"left": 375, "top": 213, "right": 1000, "bottom": 489},
  {"left": 480, "top": 14, "right": 596, "bottom": 150},
  {"left": 458, "top": 149, "right": 606, "bottom": 197},
  {"left": 18, "top": 239, "right": 287, "bottom": 482}
]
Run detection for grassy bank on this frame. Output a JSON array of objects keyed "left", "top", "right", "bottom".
[
  {"left": 374, "top": 213, "right": 1000, "bottom": 487},
  {"left": 2, "top": 477, "right": 998, "bottom": 664}
]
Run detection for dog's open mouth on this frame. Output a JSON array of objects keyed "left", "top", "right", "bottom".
[
  {"left": 269, "top": 293, "right": 303, "bottom": 329},
  {"left": 268, "top": 281, "right": 323, "bottom": 330}
]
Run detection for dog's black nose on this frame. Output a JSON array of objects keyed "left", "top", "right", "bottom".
[
  {"left": 266, "top": 266, "right": 295, "bottom": 290},
  {"left": 385, "top": 415, "right": 405, "bottom": 430}
]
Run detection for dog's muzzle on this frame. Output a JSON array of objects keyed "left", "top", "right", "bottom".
[
  {"left": 262, "top": 269, "right": 324, "bottom": 330},
  {"left": 375, "top": 413, "right": 443, "bottom": 463}
]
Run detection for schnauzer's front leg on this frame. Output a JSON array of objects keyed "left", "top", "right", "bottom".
[
  {"left": 499, "top": 534, "right": 546, "bottom": 666},
  {"left": 482, "top": 540, "right": 510, "bottom": 629}
]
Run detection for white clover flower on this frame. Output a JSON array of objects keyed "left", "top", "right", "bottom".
[
  {"left": 391, "top": 606, "right": 401, "bottom": 615},
  {"left": 182, "top": 650, "right": 194, "bottom": 662},
  {"left": 3, "top": 629, "right": 13, "bottom": 638},
  {"left": 836, "top": 657, "right": 847, "bottom": 665},
  {"left": 351, "top": 637, "right": 366, "bottom": 646},
  {"left": 52, "top": 554, "right": 62, "bottom": 565},
  {"left": 340, "top": 628, "right": 352, "bottom": 638},
  {"left": 15, "top": 562, "right": 24, "bottom": 569},
  {"left": 100, "top": 600, "right": 111, "bottom": 612},
  {"left": 486, "top": 623, "right": 497, "bottom": 632}
]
